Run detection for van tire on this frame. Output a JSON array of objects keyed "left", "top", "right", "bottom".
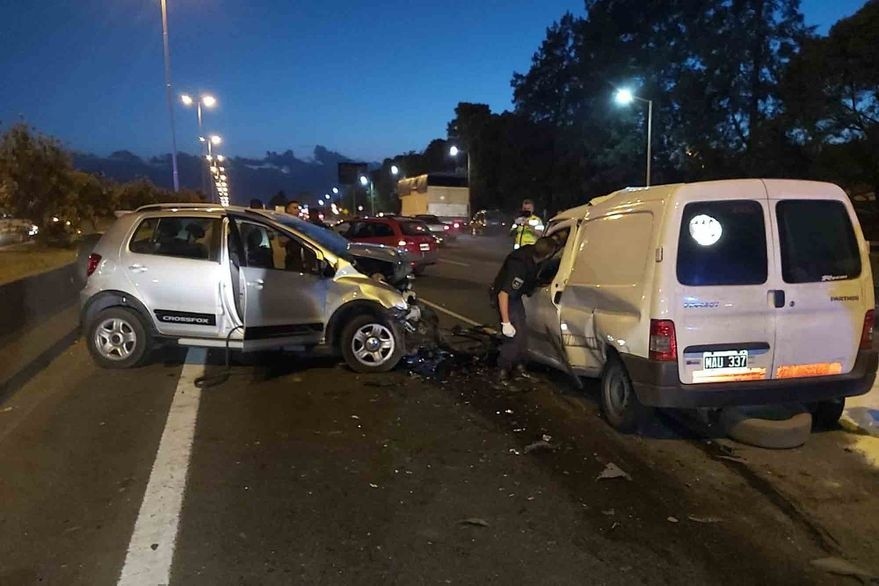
[
  {"left": 340, "top": 314, "right": 404, "bottom": 373},
  {"left": 86, "top": 307, "right": 152, "bottom": 369},
  {"left": 720, "top": 405, "right": 812, "bottom": 449},
  {"left": 809, "top": 399, "right": 845, "bottom": 430},
  {"left": 600, "top": 356, "right": 653, "bottom": 433}
]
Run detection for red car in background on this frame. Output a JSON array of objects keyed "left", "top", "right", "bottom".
[{"left": 334, "top": 216, "right": 438, "bottom": 274}]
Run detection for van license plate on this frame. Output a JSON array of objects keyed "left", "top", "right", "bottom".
[
  {"left": 419, "top": 243, "right": 430, "bottom": 251},
  {"left": 703, "top": 350, "right": 748, "bottom": 370}
]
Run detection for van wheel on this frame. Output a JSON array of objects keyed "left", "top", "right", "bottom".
[
  {"left": 341, "top": 314, "right": 404, "bottom": 373},
  {"left": 601, "top": 356, "right": 653, "bottom": 433},
  {"left": 87, "top": 307, "right": 151, "bottom": 369},
  {"left": 809, "top": 399, "right": 845, "bottom": 430}
]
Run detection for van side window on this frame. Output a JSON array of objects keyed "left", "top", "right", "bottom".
[
  {"left": 677, "top": 201, "right": 767, "bottom": 286},
  {"left": 776, "top": 200, "right": 861, "bottom": 283},
  {"left": 129, "top": 217, "right": 220, "bottom": 262}
]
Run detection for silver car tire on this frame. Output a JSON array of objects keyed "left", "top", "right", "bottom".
[
  {"left": 341, "top": 314, "right": 404, "bottom": 373},
  {"left": 87, "top": 307, "right": 151, "bottom": 369}
]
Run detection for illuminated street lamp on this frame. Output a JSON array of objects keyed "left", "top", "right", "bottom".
[
  {"left": 332, "top": 187, "right": 339, "bottom": 195},
  {"left": 614, "top": 87, "right": 653, "bottom": 187},
  {"left": 390, "top": 164, "right": 400, "bottom": 176},
  {"left": 182, "top": 93, "right": 218, "bottom": 196},
  {"left": 359, "top": 175, "right": 369, "bottom": 187},
  {"left": 318, "top": 199, "right": 325, "bottom": 206}
]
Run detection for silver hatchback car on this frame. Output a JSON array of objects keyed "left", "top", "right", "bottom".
[{"left": 80, "top": 203, "right": 425, "bottom": 373}]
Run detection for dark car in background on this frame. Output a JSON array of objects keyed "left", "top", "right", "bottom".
[
  {"left": 334, "top": 216, "right": 438, "bottom": 275},
  {"left": 414, "top": 214, "right": 457, "bottom": 244}
]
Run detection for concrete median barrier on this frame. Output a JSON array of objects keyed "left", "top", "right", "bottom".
[{"left": 0, "top": 263, "right": 80, "bottom": 401}]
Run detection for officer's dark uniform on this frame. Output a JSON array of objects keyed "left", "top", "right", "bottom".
[{"left": 492, "top": 244, "right": 539, "bottom": 372}]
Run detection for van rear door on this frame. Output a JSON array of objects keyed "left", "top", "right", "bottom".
[
  {"left": 672, "top": 183, "right": 777, "bottom": 384},
  {"left": 765, "top": 180, "right": 871, "bottom": 379}
]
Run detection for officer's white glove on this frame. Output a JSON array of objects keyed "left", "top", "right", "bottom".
[
  {"left": 514, "top": 217, "right": 526, "bottom": 226},
  {"left": 501, "top": 322, "right": 517, "bottom": 338}
]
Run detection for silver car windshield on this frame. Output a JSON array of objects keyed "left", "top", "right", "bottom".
[{"left": 262, "top": 212, "right": 352, "bottom": 259}]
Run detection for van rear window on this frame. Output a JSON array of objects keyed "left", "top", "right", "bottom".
[
  {"left": 677, "top": 201, "right": 768, "bottom": 286},
  {"left": 776, "top": 200, "right": 861, "bottom": 283}
]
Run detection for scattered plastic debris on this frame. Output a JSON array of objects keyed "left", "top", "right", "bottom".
[
  {"left": 542, "top": 434, "right": 552, "bottom": 442},
  {"left": 0, "top": 406, "right": 13, "bottom": 413},
  {"left": 596, "top": 462, "right": 631, "bottom": 481},
  {"left": 810, "top": 557, "right": 876, "bottom": 581},
  {"left": 523, "top": 440, "right": 554, "bottom": 454},
  {"left": 458, "top": 518, "right": 490, "bottom": 527},
  {"left": 687, "top": 515, "right": 723, "bottom": 524},
  {"left": 667, "top": 516, "right": 679, "bottom": 523},
  {"left": 369, "top": 483, "right": 379, "bottom": 489}
]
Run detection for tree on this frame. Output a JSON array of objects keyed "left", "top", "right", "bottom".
[
  {"left": 781, "top": 0, "right": 879, "bottom": 194},
  {"left": 0, "top": 123, "right": 79, "bottom": 231}
]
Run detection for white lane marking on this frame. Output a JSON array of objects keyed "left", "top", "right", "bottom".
[
  {"left": 437, "top": 258, "right": 470, "bottom": 267},
  {"left": 419, "top": 298, "right": 483, "bottom": 327},
  {"left": 117, "top": 348, "right": 206, "bottom": 586}
]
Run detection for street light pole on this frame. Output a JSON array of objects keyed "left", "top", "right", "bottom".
[
  {"left": 646, "top": 98, "right": 653, "bottom": 188},
  {"left": 614, "top": 88, "right": 653, "bottom": 187},
  {"left": 159, "top": 0, "right": 180, "bottom": 192}
]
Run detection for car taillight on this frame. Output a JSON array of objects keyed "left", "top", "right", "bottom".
[
  {"left": 398, "top": 240, "right": 407, "bottom": 247},
  {"left": 443, "top": 225, "right": 449, "bottom": 231},
  {"left": 649, "top": 319, "right": 677, "bottom": 362},
  {"left": 453, "top": 222, "right": 460, "bottom": 229},
  {"left": 86, "top": 253, "right": 102, "bottom": 277},
  {"left": 861, "top": 310, "right": 874, "bottom": 350}
]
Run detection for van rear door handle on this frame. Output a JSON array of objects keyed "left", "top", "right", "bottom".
[
  {"left": 128, "top": 264, "right": 148, "bottom": 273},
  {"left": 771, "top": 290, "right": 786, "bottom": 308},
  {"left": 248, "top": 279, "right": 265, "bottom": 290},
  {"left": 553, "top": 291, "right": 563, "bottom": 304}
]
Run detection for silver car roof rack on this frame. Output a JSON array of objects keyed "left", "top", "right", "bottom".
[{"left": 134, "top": 203, "right": 230, "bottom": 212}]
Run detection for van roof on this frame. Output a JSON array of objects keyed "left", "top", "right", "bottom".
[{"left": 552, "top": 178, "right": 845, "bottom": 222}]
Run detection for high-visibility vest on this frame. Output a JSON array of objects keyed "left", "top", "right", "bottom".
[{"left": 512, "top": 214, "right": 544, "bottom": 248}]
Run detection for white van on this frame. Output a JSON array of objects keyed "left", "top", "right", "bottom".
[{"left": 526, "top": 179, "right": 877, "bottom": 432}]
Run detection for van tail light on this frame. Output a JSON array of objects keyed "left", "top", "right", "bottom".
[
  {"left": 649, "top": 319, "right": 678, "bottom": 362},
  {"left": 860, "top": 310, "right": 874, "bottom": 350},
  {"left": 397, "top": 240, "right": 407, "bottom": 247},
  {"left": 443, "top": 225, "right": 449, "bottom": 231},
  {"left": 86, "top": 253, "right": 102, "bottom": 277}
]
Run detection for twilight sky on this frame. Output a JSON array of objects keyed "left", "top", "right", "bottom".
[{"left": 0, "top": 0, "right": 867, "bottom": 162}]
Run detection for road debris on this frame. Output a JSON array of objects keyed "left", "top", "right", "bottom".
[
  {"left": 596, "top": 462, "right": 631, "bottom": 481},
  {"left": 687, "top": 515, "right": 723, "bottom": 524},
  {"left": 523, "top": 440, "right": 554, "bottom": 454},
  {"left": 809, "top": 557, "right": 877, "bottom": 581},
  {"left": 0, "top": 406, "right": 13, "bottom": 413},
  {"left": 458, "top": 518, "right": 490, "bottom": 528},
  {"left": 667, "top": 516, "right": 679, "bottom": 523},
  {"left": 369, "top": 483, "right": 379, "bottom": 489}
]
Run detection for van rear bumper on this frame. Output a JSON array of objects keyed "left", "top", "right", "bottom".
[{"left": 622, "top": 350, "right": 878, "bottom": 409}]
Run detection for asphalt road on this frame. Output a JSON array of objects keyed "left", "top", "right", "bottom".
[{"left": 1, "top": 235, "right": 878, "bottom": 585}]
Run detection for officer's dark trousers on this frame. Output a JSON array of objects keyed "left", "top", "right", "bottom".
[{"left": 499, "top": 297, "right": 527, "bottom": 371}]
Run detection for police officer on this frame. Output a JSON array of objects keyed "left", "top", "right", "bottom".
[
  {"left": 493, "top": 237, "right": 556, "bottom": 381},
  {"left": 511, "top": 199, "right": 545, "bottom": 250}
]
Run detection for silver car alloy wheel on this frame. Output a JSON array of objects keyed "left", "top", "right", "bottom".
[
  {"left": 94, "top": 317, "right": 137, "bottom": 361},
  {"left": 351, "top": 323, "right": 395, "bottom": 366}
]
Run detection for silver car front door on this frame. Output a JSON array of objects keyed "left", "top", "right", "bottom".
[{"left": 233, "top": 218, "right": 331, "bottom": 350}]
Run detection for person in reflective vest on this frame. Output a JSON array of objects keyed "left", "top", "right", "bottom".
[{"left": 511, "top": 199, "right": 545, "bottom": 249}]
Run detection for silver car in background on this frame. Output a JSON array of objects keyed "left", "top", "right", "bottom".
[{"left": 80, "top": 204, "right": 424, "bottom": 373}]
